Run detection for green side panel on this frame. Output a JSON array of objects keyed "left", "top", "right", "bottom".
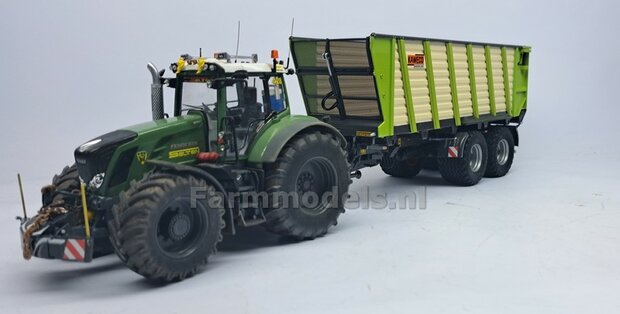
[
  {"left": 511, "top": 46, "right": 530, "bottom": 117},
  {"left": 369, "top": 36, "right": 395, "bottom": 137},
  {"left": 424, "top": 41, "right": 440, "bottom": 129},
  {"left": 446, "top": 42, "right": 461, "bottom": 126},
  {"left": 246, "top": 112, "right": 345, "bottom": 163},
  {"left": 291, "top": 41, "right": 320, "bottom": 114},
  {"left": 484, "top": 45, "right": 497, "bottom": 116},
  {"left": 397, "top": 39, "right": 417, "bottom": 133},
  {"left": 466, "top": 44, "right": 480, "bottom": 118},
  {"left": 501, "top": 47, "right": 512, "bottom": 116},
  {"left": 101, "top": 113, "right": 207, "bottom": 197}
]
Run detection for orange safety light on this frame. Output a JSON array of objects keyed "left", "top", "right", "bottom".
[{"left": 271, "top": 50, "right": 279, "bottom": 59}]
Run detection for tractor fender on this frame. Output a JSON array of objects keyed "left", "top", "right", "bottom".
[
  {"left": 145, "top": 159, "right": 236, "bottom": 233},
  {"left": 247, "top": 115, "right": 346, "bottom": 164}
]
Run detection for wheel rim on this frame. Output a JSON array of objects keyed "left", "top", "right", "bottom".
[
  {"left": 469, "top": 143, "right": 483, "bottom": 172},
  {"left": 156, "top": 197, "right": 208, "bottom": 258},
  {"left": 496, "top": 138, "right": 510, "bottom": 166},
  {"left": 296, "top": 157, "right": 337, "bottom": 216}
]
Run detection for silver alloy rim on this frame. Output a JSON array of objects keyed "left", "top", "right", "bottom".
[
  {"left": 496, "top": 139, "right": 509, "bottom": 166},
  {"left": 469, "top": 143, "right": 483, "bottom": 172}
]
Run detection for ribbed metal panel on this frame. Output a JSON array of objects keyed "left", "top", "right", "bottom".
[
  {"left": 452, "top": 44, "right": 473, "bottom": 117},
  {"left": 394, "top": 46, "right": 409, "bottom": 126},
  {"left": 506, "top": 48, "right": 515, "bottom": 109},
  {"left": 471, "top": 46, "right": 490, "bottom": 114},
  {"left": 489, "top": 47, "right": 506, "bottom": 113},
  {"left": 430, "top": 42, "right": 453, "bottom": 121},
  {"left": 403, "top": 40, "right": 433, "bottom": 123}
]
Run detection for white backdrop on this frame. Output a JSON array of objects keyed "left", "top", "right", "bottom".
[
  {"left": 1, "top": 0, "right": 619, "bottom": 184},
  {"left": 1, "top": 1, "right": 619, "bottom": 313}
]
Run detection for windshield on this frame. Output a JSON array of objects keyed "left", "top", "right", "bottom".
[{"left": 177, "top": 75, "right": 288, "bottom": 156}]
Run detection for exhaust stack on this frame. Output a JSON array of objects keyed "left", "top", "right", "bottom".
[{"left": 147, "top": 63, "right": 164, "bottom": 120}]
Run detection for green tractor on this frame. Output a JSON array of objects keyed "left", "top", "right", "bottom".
[{"left": 19, "top": 51, "right": 351, "bottom": 282}]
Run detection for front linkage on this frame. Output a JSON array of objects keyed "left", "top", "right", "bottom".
[{"left": 19, "top": 181, "right": 96, "bottom": 262}]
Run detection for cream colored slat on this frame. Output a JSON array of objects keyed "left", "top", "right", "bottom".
[{"left": 404, "top": 40, "right": 432, "bottom": 123}]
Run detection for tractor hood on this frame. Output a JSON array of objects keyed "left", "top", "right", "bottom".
[{"left": 74, "top": 113, "right": 206, "bottom": 196}]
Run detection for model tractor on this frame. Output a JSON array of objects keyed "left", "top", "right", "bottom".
[
  {"left": 18, "top": 34, "right": 529, "bottom": 282},
  {"left": 19, "top": 50, "right": 351, "bottom": 282}
]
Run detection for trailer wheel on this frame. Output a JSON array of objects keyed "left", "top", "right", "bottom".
[
  {"left": 264, "top": 131, "right": 350, "bottom": 240},
  {"left": 484, "top": 127, "right": 515, "bottom": 178},
  {"left": 437, "top": 131, "right": 488, "bottom": 186},
  {"left": 115, "top": 173, "right": 224, "bottom": 282},
  {"left": 380, "top": 156, "right": 423, "bottom": 178}
]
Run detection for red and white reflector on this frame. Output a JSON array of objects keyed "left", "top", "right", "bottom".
[
  {"left": 63, "top": 239, "right": 86, "bottom": 262},
  {"left": 448, "top": 146, "right": 459, "bottom": 158}
]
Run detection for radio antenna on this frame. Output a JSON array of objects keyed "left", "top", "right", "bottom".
[
  {"left": 234, "top": 21, "right": 241, "bottom": 63},
  {"left": 285, "top": 18, "right": 295, "bottom": 68}
]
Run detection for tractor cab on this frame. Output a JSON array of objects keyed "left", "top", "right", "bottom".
[{"left": 168, "top": 52, "right": 289, "bottom": 158}]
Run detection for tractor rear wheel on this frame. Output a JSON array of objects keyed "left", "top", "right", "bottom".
[
  {"left": 264, "top": 131, "right": 350, "bottom": 240},
  {"left": 115, "top": 173, "right": 225, "bottom": 282},
  {"left": 380, "top": 156, "right": 424, "bottom": 178},
  {"left": 437, "top": 131, "right": 488, "bottom": 186}
]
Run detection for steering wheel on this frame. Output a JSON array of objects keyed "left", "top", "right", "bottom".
[{"left": 321, "top": 91, "right": 339, "bottom": 111}]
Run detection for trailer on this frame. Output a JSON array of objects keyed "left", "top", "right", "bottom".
[{"left": 291, "top": 33, "right": 530, "bottom": 184}]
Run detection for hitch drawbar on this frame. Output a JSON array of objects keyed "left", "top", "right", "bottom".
[{"left": 19, "top": 179, "right": 94, "bottom": 262}]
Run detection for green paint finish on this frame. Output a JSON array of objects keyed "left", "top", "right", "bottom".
[
  {"left": 511, "top": 47, "right": 530, "bottom": 117},
  {"left": 369, "top": 35, "right": 396, "bottom": 137},
  {"left": 102, "top": 113, "right": 207, "bottom": 196},
  {"left": 501, "top": 47, "right": 512, "bottom": 116},
  {"left": 397, "top": 39, "right": 417, "bottom": 133},
  {"left": 484, "top": 45, "right": 497, "bottom": 116},
  {"left": 466, "top": 44, "right": 480, "bottom": 118},
  {"left": 246, "top": 112, "right": 340, "bottom": 163},
  {"left": 446, "top": 43, "right": 461, "bottom": 126},
  {"left": 424, "top": 41, "right": 440, "bottom": 129}
]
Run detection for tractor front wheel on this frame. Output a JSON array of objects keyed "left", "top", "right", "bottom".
[{"left": 115, "top": 173, "right": 224, "bottom": 282}]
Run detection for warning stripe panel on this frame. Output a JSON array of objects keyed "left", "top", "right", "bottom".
[{"left": 63, "top": 239, "right": 86, "bottom": 262}]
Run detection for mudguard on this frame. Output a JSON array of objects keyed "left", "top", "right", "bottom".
[{"left": 247, "top": 114, "right": 346, "bottom": 164}]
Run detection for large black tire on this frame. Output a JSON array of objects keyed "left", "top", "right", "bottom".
[
  {"left": 264, "top": 131, "right": 350, "bottom": 240},
  {"left": 484, "top": 127, "right": 515, "bottom": 178},
  {"left": 437, "top": 131, "right": 488, "bottom": 186},
  {"left": 42, "top": 165, "right": 80, "bottom": 206},
  {"left": 380, "top": 156, "right": 424, "bottom": 178},
  {"left": 42, "top": 164, "right": 114, "bottom": 257},
  {"left": 114, "top": 173, "right": 225, "bottom": 282}
]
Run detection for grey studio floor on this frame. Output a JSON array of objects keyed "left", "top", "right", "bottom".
[{"left": 1, "top": 150, "right": 618, "bottom": 313}]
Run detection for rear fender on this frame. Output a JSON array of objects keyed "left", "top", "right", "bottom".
[{"left": 247, "top": 115, "right": 346, "bottom": 164}]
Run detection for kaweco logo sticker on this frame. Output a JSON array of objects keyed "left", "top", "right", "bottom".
[
  {"left": 136, "top": 151, "right": 148, "bottom": 165},
  {"left": 169, "top": 146, "right": 199, "bottom": 159},
  {"left": 407, "top": 54, "right": 425, "bottom": 68}
]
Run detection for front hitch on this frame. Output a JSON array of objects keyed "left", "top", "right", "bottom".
[{"left": 18, "top": 182, "right": 95, "bottom": 262}]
